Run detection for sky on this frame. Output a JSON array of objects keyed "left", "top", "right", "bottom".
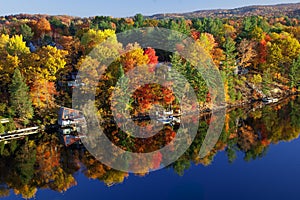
[{"left": 0, "top": 0, "right": 299, "bottom": 18}]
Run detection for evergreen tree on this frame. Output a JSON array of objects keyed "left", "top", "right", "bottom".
[
  {"left": 290, "top": 54, "right": 300, "bottom": 89},
  {"left": 133, "top": 13, "right": 144, "bottom": 28},
  {"left": 69, "top": 21, "right": 76, "bottom": 36},
  {"left": 171, "top": 53, "right": 208, "bottom": 103},
  {"left": 20, "top": 24, "right": 34, "bottom": 42},
  {"left": 223, "top": 37, "right": 237, "bottom": 70},
  {"left": 262, "top": 68, "right": 272, "bottom": 95},
  {"left": 9, "top": 68, "right": 33, "bottom": 125},
  {"left": 223, "top": 37, "right": 237, "bottom": 101},
  {"left": 192, "top": 18, "right": 204, "bottom": 32}
]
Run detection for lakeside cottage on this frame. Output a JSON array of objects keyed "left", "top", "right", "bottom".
[
  {"left": 58, "top": 107, "right": 86, "bottom": 146},
  {"left": 58, "top": 107, "right": 86, "bottom": 127}
]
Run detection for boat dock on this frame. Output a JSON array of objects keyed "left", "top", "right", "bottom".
[
  {"left": 0, "top": 127, "right": 39, "bottom": 143},
  {"left": 0, "top": 118, "right": 9, "bottom": 124}
]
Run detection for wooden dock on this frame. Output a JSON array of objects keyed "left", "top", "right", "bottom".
[
  {"left": 0, "top": 118, "right": 9, "bottom": 124},
  {"left": 0, "top": 127, "right": 39, "bottom": 142}
]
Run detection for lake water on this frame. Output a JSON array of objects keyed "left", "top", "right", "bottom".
[{"left": 0, "top": 96, "right": 299, "bottom": 200}]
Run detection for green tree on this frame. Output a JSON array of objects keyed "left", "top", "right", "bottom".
[
  {"left": 222, "top": 37, "right": 237, "bottom": 101},
  {"left": 171, "top": 53, "right": 208, "bottom": 103},
  {"left": 206, "top": 18, "right": 224, "bottom": 40},
  {"left": 9, "top": 68, "right": 33, "bottom": 125},
  {"left": 240, "top": 17, "right": 253, "bottom": 39},
  {"left": 192, "top": 18, "right": 204, "bottom": 32},
  {"left": 69, "top": 21, "right": 76, "bottom": 36},
  {"left": 91, "top": 16, "right": 113, "bottom": 30},
  {"left": 134, "top": 13, "right": 144, "bottom": 28},
  {"left": 262, "top": 68, "right": 272, "bottom": 95},
  {"left": 290, "top": 54, "right": 300, "bottom": 89},
  {"left": 49, "top": 17, "right": 65, "bottom": 29},
  {"left": 20, "top": 24, "right": 34, "bottom": 42},
  {"left": 239, "top": 16, "right": 269, "bottom": 40},
  {"left": 223, "top": 37, "right": 237, "bottom": 70},
  {"left": 14, "top": 141, "right": 36, "bottom": 185}
]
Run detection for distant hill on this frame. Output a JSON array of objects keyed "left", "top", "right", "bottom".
[
  {"left": 148, "top": 3, "right": 300, "bottom": 19},
  {"left": 2, "top": 2, "right": 300, "bottom": 21}
]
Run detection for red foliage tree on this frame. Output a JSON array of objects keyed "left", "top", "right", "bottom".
[
  {"left": 258, "top": 39, "right": 268, "bottom": 64},
  {"left": 191, "top": 30, "right": 200, "bottom": 40},
  {"left": 144, "top": 47, "right": 158, "bottom": 65},
  {"left": 144, "top": 47, "right": 158, "bottom": 72}
]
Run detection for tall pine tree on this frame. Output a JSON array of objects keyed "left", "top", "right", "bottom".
[
  {"left": 9, "top": 68, "right": 33, "bottom": 125},
  {"left": 222, "top": 37, "right": 237, "bottom": 101},
  {"left": 290, "top": 54, "right": 300, "bottom": 90}
]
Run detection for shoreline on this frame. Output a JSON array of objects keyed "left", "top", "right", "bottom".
[{"left": 197, "top": 91, "right": 299, "bottom": 116}]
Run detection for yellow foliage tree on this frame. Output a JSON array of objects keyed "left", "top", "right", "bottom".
[
  {"left": 81, "top": 29, "right": 117, "bottom": 53},
  {"left": 26, "top": 46, "right": 68, "bottom": 82},
  {"left": 30, "top": 76, "right": 57, "bottom": 109},
  {"left": 120, "top": 43, "right": 149, "bottom": 72}
]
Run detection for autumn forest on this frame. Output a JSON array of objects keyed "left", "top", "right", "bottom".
[{"left": 0, "top": 9, "right": 299, "bottom": 199}]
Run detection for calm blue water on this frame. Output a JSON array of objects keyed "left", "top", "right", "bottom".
[
  {"left": 4, "top": 137, "right": 300, "bottom": 200},
  {"left": 1, "top": 97, "right": 300, "bottom": 200}
]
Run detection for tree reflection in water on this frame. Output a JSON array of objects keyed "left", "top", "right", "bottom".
[{"left": 0, "top": 96, "right": 299, "bottom": 198}]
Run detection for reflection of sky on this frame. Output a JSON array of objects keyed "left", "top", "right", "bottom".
[{"left": 4, "top": 137, "right": 298, "bottom": 200}]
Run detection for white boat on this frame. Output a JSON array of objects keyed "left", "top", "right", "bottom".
[
  {"left": 157, "top": 116, "right": 173, "bottom": 124},
  {"left": 156, "top": 115, "right": 181, "bottom": 125},
  {"left": 262, "top": 97, "right": 279, "bottom": 104}
]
